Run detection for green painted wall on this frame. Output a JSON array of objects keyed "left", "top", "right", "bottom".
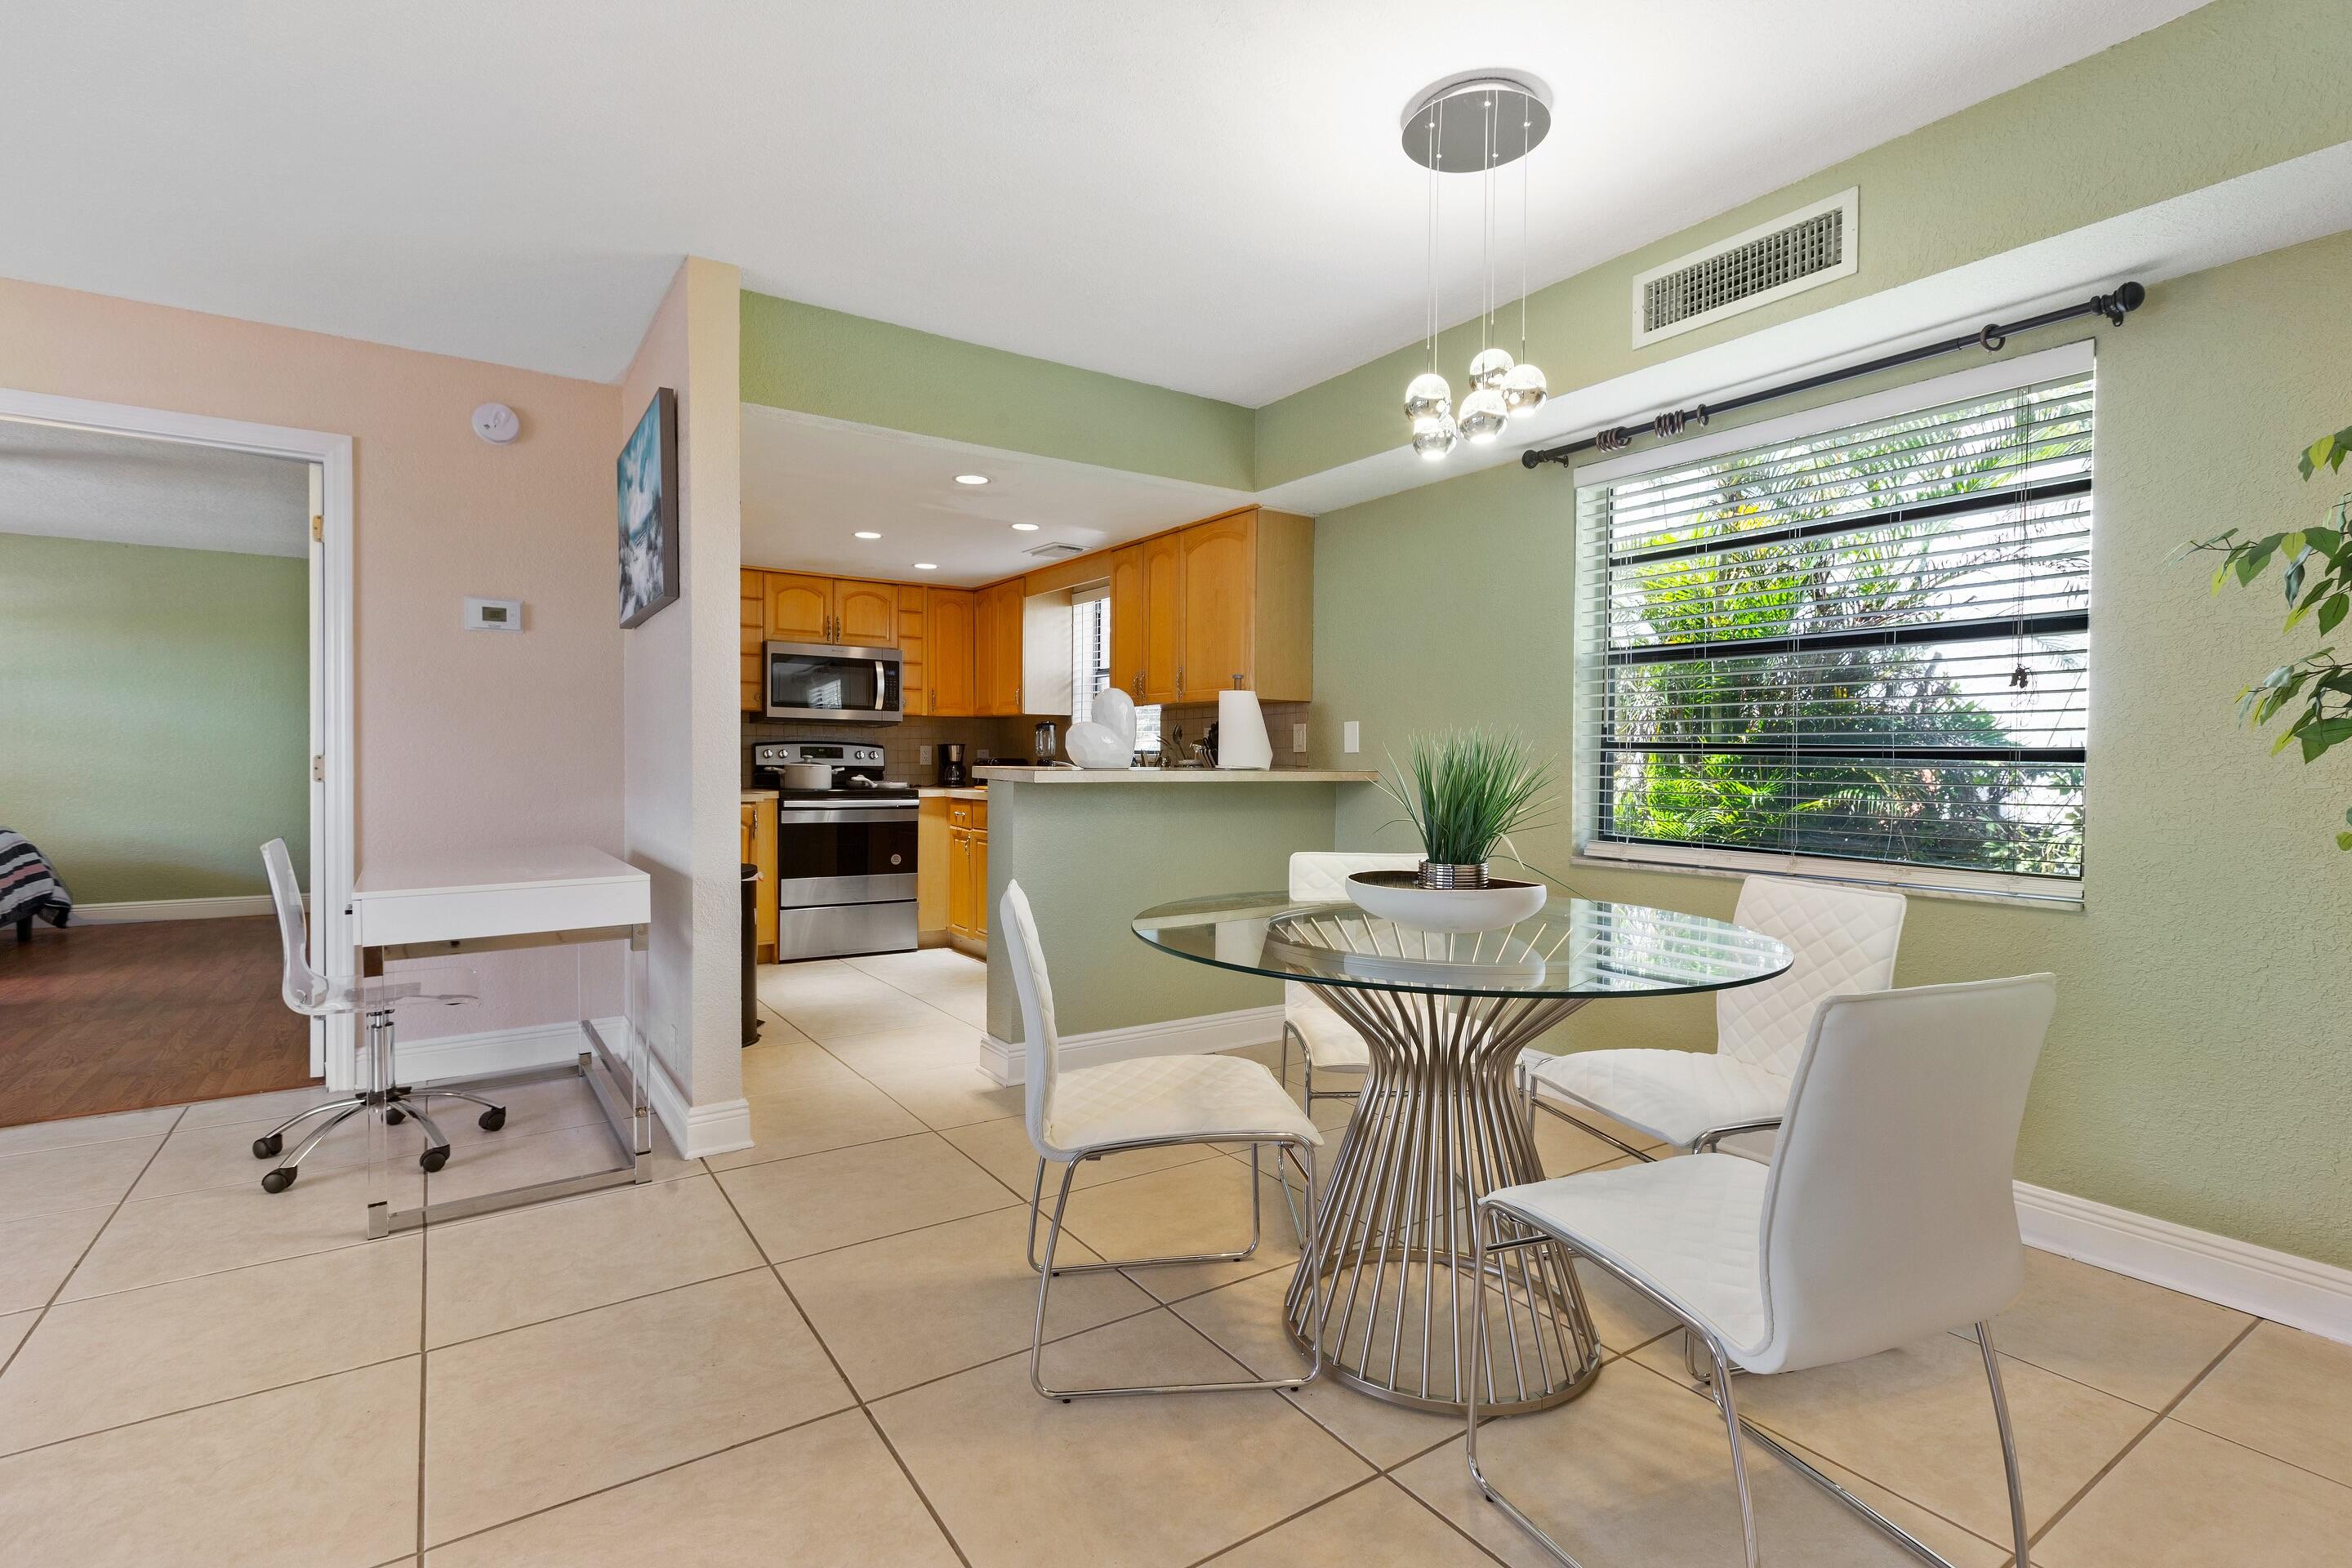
[
  {"left": 1254, "top": 0, "right": 2352, "bottom": 487},
  {"left": 0, "top": 533, "right": 307, "bottom": 902},
  {"left": 982, "top": 779, "right": 1354, "bottom": 1041},
  {"left": 739, "top": 292, "right": 1257, "bottom": 492},
  {"left": 1309, "top": 230, "right": 2352, "bottom": 1268}
]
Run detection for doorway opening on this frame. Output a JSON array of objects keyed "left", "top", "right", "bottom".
[{"left": 0, "top": 389, "right": 354, "bottom": 1126}]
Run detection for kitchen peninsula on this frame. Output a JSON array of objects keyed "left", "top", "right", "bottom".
[{"left": 971, "top": 765, "right": 1379, "bottom": 1084}]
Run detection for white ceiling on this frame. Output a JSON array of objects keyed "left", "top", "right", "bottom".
[
  {"left": 0, "top": 419, "right": 311, "bottom": 557},
  {"left": 743, "top": 406, "right": 1249, "bottom": 587},
  {"left": 0, "top": 2, "right": 2203, "bottom": 403}
]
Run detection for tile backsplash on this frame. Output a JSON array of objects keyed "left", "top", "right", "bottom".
[{"left": 742, "top": 700, "right": 1315, "bottom": 782}]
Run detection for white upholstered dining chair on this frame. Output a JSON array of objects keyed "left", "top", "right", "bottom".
[
  {"left": 1470, "top": 973, "right": 2056, "bottom": 1568},
  {"left": 1518, "top": 875, "right": 1906, "bottom": 1160},
  {"left": 1278, "top": 850, "right": 1423, "bottom": 1108},
  {"left": 1004, "top": 880, "right": 1324, "bottom": 1401}
]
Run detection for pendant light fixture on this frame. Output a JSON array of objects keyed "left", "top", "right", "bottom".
[{"left": 1398, "top": 72, "right": 1550, "bottom": 460}]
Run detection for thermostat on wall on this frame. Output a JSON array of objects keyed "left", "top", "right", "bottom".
[{"left": 463, "top": 597, "right": 523, "bottom": 632}]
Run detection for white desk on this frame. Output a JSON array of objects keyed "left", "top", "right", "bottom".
[{"left": 352, "top": 844, "right": 652, "bottom": 1236}]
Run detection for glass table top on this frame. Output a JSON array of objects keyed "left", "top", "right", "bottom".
[{"left": 1132, "top": 891, "right": 1792, "bottom": 999}]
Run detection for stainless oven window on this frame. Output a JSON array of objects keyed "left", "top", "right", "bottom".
[{"left": 774, "top": 809, "right": 916, "bottom": 905}]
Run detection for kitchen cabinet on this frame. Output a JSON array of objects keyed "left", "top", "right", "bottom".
[
  {"left": 764, "top": 572, "right": 833, "bottom": 644},
  {"left": 1177, "top": 510, "right": 1253, "bottom": 702},
  {"left": 833, "top": 577, "right": 898, "bottom": 647},
  {"left": 1107, "top": 543, "right": 1146, "bottom": 703},
  {"left": 1138, "top": 529, "right": 1184, "bottom": 703},
  {"left": 946, "top": 797, "right": 990, "bottom": 947},
  {"left": 739, "top": 571, "right": 766, "bottom": 712},
  {"left": 973, "top": 827, "right": 989, "bottom": 939},
  {"left": 928, "top": 588, "right": 977, "bottom": 716},
  {"left": 947, "top": 826, "right": 975, "bottom": 939},
  {"left": 976, "top": 579, "right": 1026, "bottom": 715},
  {"left": 896, "top": 584, "right": 929, "bottom": 717},
  {"left": 741, "top": 795, "right": 777, "bottom": 961},
  {"left": 917, "top": 795, "right": 950, "bottom": 935}
]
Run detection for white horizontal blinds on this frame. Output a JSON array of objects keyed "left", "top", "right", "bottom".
[{"left": 1583, "top": 370, "right": 2092, "bottom": 883}]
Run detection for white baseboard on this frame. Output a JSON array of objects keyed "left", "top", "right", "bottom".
[
  {"left": 2016, "top": 1182, "right": 2352, "bottom": 1345},
  {"left": 980, "top": 1004, "right": 1285, "bottom": 1086},
  {"left": 644, "top": 1045, "right": 752, "bottom": 1160},
  {"left": 72, "top": 894, "right": 278, "bottom": 923}
]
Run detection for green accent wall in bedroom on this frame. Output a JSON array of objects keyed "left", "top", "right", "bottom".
[
  {"left": 1307, "top": 229, "right": 2352, "bottom": 1271},
  {"left": 0, "top": 532, "right": 307, "bottom": 904}
]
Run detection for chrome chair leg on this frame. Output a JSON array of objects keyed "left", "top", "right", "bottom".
[
  {"left": 1467, "top": 1215, "right": 1595, "bottom": 1568},
  {"left": 1031, "top": 1138, "right": 1319, "bottom": 1400},
  {"left": 261, "top": 1097, "right": 358, "bottom": 1141},
  {"left": 1977, "top": 1321, "right": 2031, "bottom": 1568},
  {"left": 263, "top": 1102, "right": 363, "bottom": 1191},
  {"left": 1702, "top": 1330, "right": 1761, "bottom": 1568},
  {"left": 1026, "top": 1146, "right": 1264, "bottom": 1277}
]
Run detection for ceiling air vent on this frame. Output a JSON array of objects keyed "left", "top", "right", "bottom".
[
  {"left": 1631, "top": 188, "right": 1859, "bottom": 348},
  {"left": 1023, "top": 541, "right": 1086, "bottom": 561}
]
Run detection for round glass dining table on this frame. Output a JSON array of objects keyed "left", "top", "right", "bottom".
[{"left": 1132, "top": 890, "right": 1791, "bottom": 1416}]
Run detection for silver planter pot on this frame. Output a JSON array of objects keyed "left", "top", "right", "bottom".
[{"left": 1417, "top": 861, "right": 1490, "bottom": 889}]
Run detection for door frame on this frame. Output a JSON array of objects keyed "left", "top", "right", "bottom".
[{"left": 0, "top": 385, "right": 358, "bottom": 1080}]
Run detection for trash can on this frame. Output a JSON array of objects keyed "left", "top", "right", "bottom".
[{"left": 741, "top": 862, "right": 762, "bottom": 1046}]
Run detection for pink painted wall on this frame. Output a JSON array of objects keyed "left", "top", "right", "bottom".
[
  {"left": 0, "top": 275, "right": 627, "bottom": 1040},
  {"left": 0, "top": 275, "right": 626, "bottom": 866}
]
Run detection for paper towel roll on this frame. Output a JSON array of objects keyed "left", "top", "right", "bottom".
[{"left": 1217, "top": 689, "right": 1273, "bottom": 770}]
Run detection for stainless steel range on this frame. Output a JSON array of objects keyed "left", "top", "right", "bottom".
[{"left": 751, "top": 741, "right": 917, "bottom": 961}]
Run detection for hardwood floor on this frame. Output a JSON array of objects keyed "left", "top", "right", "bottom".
[{"left": 0, "top": 916, "right": 312, "bottom": 1127}]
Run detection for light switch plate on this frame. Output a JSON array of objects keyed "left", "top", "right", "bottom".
[
  {"left": 1343, "top": 721, "right": 1361, "bottom": 754},
  {"left": 1291, "top": 724, "right": 1308, "bottom": 753}
]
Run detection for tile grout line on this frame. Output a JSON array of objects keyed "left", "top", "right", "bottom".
[
  {"left": 2020, "top": 1313, "right": 2264, "bottom": 1557},
  {"left": 706, "top": 1146, "right": 978, "bottom": 1568},
  {"left": 415, "top": 1196, "right": 430, "bottom": 1560},
  {"left": 0, "top": 1344, "right": 426, "bottom": 1462},
  {"left": 0, "top": 1103, "right": 185, "bottom": 1386}
]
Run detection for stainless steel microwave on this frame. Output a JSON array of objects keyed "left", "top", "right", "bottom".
[{"left": 764, "top": 641, "right": 903, "bottom": 724}]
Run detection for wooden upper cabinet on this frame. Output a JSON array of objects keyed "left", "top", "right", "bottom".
[
  {"left": 740, "top": 570, "right": 767, "bottom": 712},
  {"left": 764, "top": 572, "right": 832, "bottom": 644},
  {"left": 833, "top": 578, "right": 897, "bottom": 648},
  {"left": 1178, "top": 510, "right": 1253, "bottom": 702},
  {"left": 978, "top": 579, "right": 1026, "bottom": 715},
  {"left": 1107, "top": 544, "right": 1146, "bottom": 700},
  {"left": 1138, "top": 530, "right": 1184, "bottom": 705},
  {"left": 895, "top": 584, "right": 928, "bottom": 717},
  {"left": 929, "top": 588, "right": 976, "bottom": 715}
]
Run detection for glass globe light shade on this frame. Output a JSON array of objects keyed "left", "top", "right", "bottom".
[
  {"left": 1501, "top": 361, "right": 1548, "bottom": 418},
  {"left": 1468, "top": 346, "right": 1515, "bottom": 390},
  {"left": 1411, "top": 413, "right": 1459, "bottom": 461},
  {"left": 1402, "top": 372, "right": 1452, "bottom": 423},
  {"left": 1458, "top": 387, "right": 1509, "bottom": 443}
]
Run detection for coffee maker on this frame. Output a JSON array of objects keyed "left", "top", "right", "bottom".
[{"left": 937, "top": 742, "right": 968, "bottom": 787}]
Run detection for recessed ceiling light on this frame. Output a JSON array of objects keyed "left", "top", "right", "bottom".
[
  {"left": 914, "top": 562, "right": 939, "bottom": 571},
  {"left": 954, "top": 474, "right": 990, "bottom": 486},
  {"left": 1011, "top": 522, "right": 1040, "bottom": 532},
  {"left": 853, "top": 530, "right": 881, "bottom": 540}
]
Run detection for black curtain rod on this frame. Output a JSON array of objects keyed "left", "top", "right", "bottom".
[{"left": 1519, "top": 280, "right": 2145, "bottom": 470}]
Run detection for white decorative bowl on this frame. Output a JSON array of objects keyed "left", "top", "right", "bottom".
[{"left": 1344, "top": 870, "right": 1547, "bottom": 933}]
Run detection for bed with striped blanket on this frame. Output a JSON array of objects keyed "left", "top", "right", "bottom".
[{"left": 1, "top": 830, "right": 73, "bottom": 938}]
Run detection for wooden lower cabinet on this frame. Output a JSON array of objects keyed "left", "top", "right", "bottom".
[
  {"left": 742, "top": 796, "right": 777, "bottom": 961},
  {"left": 947, "top": 826, "right": 975, "bottom": 938},
  {"left": 917, "top": 796, "right": 950, "bottom": 935},
  {"left": 945, "top": 798, "right": 990, "bottom": 945}
]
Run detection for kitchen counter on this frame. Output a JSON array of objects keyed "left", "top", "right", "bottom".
[
  {"left": 741, "top": 788, "right": 778, "bottom": 801},
  {"left": 918, "top": 786, "right": 989, "bottom": 801},
  {"left": 975, "top": 767, "right": 1379, "bottom": 785}
]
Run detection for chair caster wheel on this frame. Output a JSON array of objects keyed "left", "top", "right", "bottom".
[
  {"left": 385, "top": 1107, "right": 406, "bottom": 1125},
  {"left": 261, "top": 1168, "right": 296, "bottom": 1193},
  {"left": 420, "top": 1147, "right": 450, "bottom": 1174},
  {"left": 252, "top": 1133, "right": 283, "bottom": 1159},
  {"left": 478, "top": 1107, "right": 506, "bottom": 1131}
]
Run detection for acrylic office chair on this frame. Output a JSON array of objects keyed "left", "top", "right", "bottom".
[
  {"left": 1470, "top": 973, "right": 2057, "bottom": 1568},
  {"left": 254, "top": 838, "right": 504, "bottom": 1192}
]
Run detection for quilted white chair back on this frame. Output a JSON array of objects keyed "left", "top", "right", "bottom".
[
  {"left": 1751, "top": 973, "right": 2056, "bottom": 1374},
  {"left": 1285, "top": 851, "right": 1421, "bottom": 1012},
  {"left": 1000, "top": 880, "right": 1063, "bottom": 1155},
  {"left": 1718, "top": 876, "right": 1907, "bottom": 1078},
  {"left": 262, "top": 839, "right": 330, "bottom": 1015}
]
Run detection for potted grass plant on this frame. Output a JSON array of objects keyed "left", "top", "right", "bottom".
[{"left": 1349, "top": 728, "right": 1557, "bottom": 931}]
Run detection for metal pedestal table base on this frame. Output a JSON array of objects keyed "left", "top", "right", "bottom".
[{"left": 1283, "top": 987, "right": 1601, "bottom": 1415}]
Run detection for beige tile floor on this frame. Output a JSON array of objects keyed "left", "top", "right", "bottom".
[{"left": 0, "top": 944, "right": 2344, "bottom": 1566}]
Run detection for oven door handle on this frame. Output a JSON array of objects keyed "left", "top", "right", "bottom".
[{"left": 774, "top": 805, "right": 919, "bottom": 825}]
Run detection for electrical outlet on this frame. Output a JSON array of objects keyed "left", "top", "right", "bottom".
[
  {"left": 1343, "top": 721, "right": 1361, "bottom": 754},
  {"left": 919, "top": 744, "right": 933, "bottom": 765},
  {"left": 1291, "top": 723, "right": 1308, "bottom": 753}
]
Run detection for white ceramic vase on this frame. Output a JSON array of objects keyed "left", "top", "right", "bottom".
[{"left": 1064, "top": 722, "right": 1127, "bottom": 768}]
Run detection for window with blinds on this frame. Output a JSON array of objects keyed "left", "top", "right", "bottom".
[{"left": 1575, "top": 351, "right": 2092, "bottom": 894}]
